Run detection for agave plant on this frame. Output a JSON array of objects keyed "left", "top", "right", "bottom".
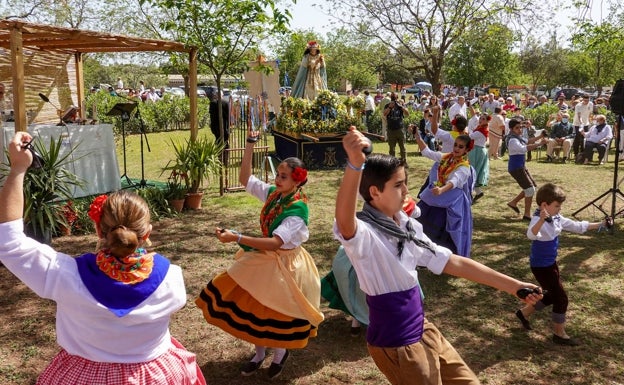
[
  {"left": 0, "top": 137, "right": 85, "bottom": 243},
  {"left": 162, "top": 136, "right": 224, "bottom": 194}
]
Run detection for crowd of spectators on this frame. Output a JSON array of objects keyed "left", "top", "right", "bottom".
[{"left": 354, "top": 85, "right": 615, "bottom": 166}]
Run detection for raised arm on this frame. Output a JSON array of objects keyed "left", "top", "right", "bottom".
[
  {"left": 0, "top": 132, "right": 33, "bottom": 223},
  {"left": 415, "top": 130, "right": 427, "bottom": 151},
  {"left": 467, "top": 104, "right": 476, "bottom": 118},
  {"left": 430, "top": 104, "right": 440, "bottom": 135},
  {"left": 335, "top": 127, "right": 369, "bottom": 240},
  {"left": 238, "top": 130, "right": 259, "bottom": 187}
]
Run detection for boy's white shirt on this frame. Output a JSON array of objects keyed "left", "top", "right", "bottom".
[{"left": 333, "top": 212, "right": 451, "bottom": 296}]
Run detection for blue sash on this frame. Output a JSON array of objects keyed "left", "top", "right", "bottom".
[
  {"left": 508, "top": 154, "right": 525, "bottom": 171},
  {"left": 530, "top": 238, "right": 559, "bottom": 267}
]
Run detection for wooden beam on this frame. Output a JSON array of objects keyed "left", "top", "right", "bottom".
[
  {"left": 0, "top": 20, "right": 190, "bottom": 54},
  {"left": 10, "top": 25, "right": 25, "bottom": 132}
]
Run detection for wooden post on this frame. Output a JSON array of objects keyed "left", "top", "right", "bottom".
[
  {"left": 75, "top": 52, "right": 85, "bottom": 121},
  {"left": 189, "top": 48, "right": 198, "bottom": 141},
  {"left": 10, "top": 25, "right": 25, "bottom": 131}
]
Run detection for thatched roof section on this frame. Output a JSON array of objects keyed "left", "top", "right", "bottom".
[
  {"left": 1, "top": 19, "right": 199, "bottom": 138},
  {"left": 0, "top": 20, "right": 190, "bottom": 54}
]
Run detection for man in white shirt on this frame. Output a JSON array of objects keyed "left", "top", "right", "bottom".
[
  {"left": 146, "top": 87, "right": 161, "bottom": 103},
  {"left": 467, "top": 108, "right": 480, "bottom": 133},
  {"left": 581, "top": 114, "right": 612, "bottom": 164},
  {"left": 448, "top": 95, "right": 467, "bottom": 119},
  {"left": 488, "top": 107, "right": 506, "bottom": 159},
  {"left": 364, "top": 90, "right": 375, "bottom": 130},
  {"left": 572, "top": 95, "right": 593, "bottom": 158}
]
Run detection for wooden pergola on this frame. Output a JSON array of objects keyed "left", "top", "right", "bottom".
[{"left": 0, "top": 20, "right": 200, "bottom": 139}]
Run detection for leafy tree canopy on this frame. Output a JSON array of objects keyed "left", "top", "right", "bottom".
[{"left": 444, "top": 23, "right": 519, "bottom": 89}]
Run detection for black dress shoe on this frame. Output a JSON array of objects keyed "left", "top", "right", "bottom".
[
  {"left": 241, "top": 356, "right": 265, "bottom": 376},
  {"left": 350, "top": 326, "right": 362, "bottom": 336},
  {"left": 472, "top": 192, "right": 484, "bottom": 204},
  {"left": 267, "top": 350, "right": 289, "bottom": 379},
  {"left": 553, "top": 334, "right": 580, "bottom": 346},
  {"left": 507, "top": 203, "right": 520, "bottom": 215},
  {"left": 515, "top": 310, "right": 532, "bottom": 330}
]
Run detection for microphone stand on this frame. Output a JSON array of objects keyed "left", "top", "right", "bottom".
[
  {"left": 120, "top": 110, "right": 133, "bottom": 187},
  {"left": 106, "top": 100, "right": 137, "bottom": 188},
  {"left": 113, "top": 94, "right": 152, "bottom": 188},
  {"left": 114, "top": 94, "right": 153, "bottom": 189},
  {"left": 38, "top": 93, "right": 66, "bottom": 126},
  {"left": 134, "top": 104, "right": 152, "bottom": 188}
]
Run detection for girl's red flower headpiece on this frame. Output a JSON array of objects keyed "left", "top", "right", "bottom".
[
  {"left": 307, "top": 41, "right": 320, "bottom": 49},
  {"left": 291, "top": 166, "right": 308, "bottom": 183},
  {"left": 88, "top": 194, "right": 108, "bottom": 225}
]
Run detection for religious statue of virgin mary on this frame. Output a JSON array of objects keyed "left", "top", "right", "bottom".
[{"left": 291, "top": 41, "right": 328, "bottom": 100}]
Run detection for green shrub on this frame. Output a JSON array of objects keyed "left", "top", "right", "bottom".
[
  {"left": 85, "top": 91, "right": 210, "bottom": 135},
  {"left": 522, "top": 103, "right": 560, "bottom": 129}
]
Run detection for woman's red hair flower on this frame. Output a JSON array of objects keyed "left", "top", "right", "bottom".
[
  {"left": 88, "top": 194, "right": 108, "bottom": 225},
  {"left": 291, "top": 167, "right": 308, "bottom": 183}
]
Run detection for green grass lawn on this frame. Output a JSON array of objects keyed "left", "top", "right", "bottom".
[{"left": 0, "top": 128, "right": 622, "bottom": 385}]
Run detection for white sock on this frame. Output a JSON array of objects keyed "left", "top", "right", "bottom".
[
  {"left": 272, "top": 348, "right": 287, "bottom": 364},
  {"left": 474, "top": 187, "right": 482, "bottom": 194},
  {"left": 351, "top": 318, "right": 361, "bottom": 328},
  {"left": 251, "top": 346, "right": 266, "bottom": 363}
]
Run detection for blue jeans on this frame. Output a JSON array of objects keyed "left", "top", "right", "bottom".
[{"left": 421, "top": 134, "right": 436, "bottom": 151}]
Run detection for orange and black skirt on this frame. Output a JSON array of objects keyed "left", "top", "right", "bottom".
[{"left": 195, "top": 247, "right": 323, "bottom": 349}]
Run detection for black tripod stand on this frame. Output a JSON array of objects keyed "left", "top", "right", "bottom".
[
  {"left": 106, "top": 102, "right": 137, "bottom": 187},
  {"left": 573, "top": 113, "right": 624, "bottom": 231}
]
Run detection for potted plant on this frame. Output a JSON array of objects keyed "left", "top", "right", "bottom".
[
  {"left": 163, "top": 136, "right": 223, "bottom": 209},
  {"left": 59, "top": 200, "right": 78, "bottom": 235},
  {"left": 1, "top": 137, "right": 84, "bottom": 244},
  {"left": 164, "top": 170, "right": 187, "bottom": 212}
]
